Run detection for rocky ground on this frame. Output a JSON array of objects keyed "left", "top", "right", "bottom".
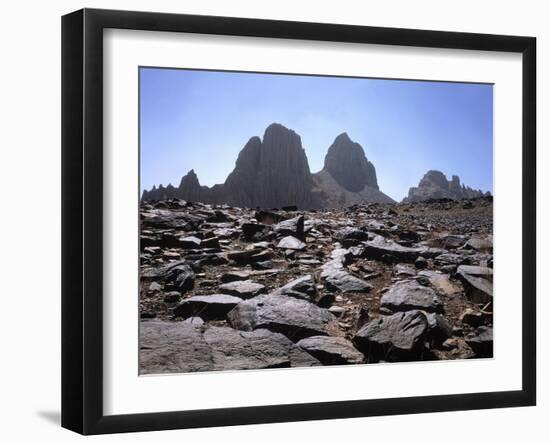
[{"left": 139, "top": 197, "right": 494, "bottom": 374}]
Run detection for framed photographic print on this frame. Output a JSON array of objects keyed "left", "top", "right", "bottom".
[{"left": 61, "top": 8, "right": 536, "bottom": 435}]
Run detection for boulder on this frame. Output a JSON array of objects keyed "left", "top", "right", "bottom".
[
  {"left": 273, "top": 215, "right": 305, "bottom": 239},
  {"left": 219, "top": 280, "right": 267, "bottom": 298},
  {"left": 139, "top": 321, "right": 320, "bottom": 374},
  {"left": 227, "top": 293, "right": 337, "bottom": 341},
  {"left": 363, "top": 234, "right": 423, "bottom": 262},
  {"left": 277, "top": 236, "right": 307, "bottom": 250},
  {"left": 323, "top": 269, "right": 373, "bottom": 293},
  {"left": 297, "top": 336, "right": 365, "bottom": 365},
  {"left": 466, "top": 326, "right": 493, "bottom": 357},
  {"left": 353, "top": 310, "right": 430, "bottom": 362},
  {"left": 456, "top": 265, "right": 493, "bottom": 303},
  {"left": 173, "top": 294, "right": 242, "bottom": 320},
  {"left": 380, "top": 280, "right": 443, "bottom": 313}
]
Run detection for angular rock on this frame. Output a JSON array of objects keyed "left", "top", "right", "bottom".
[
  {"left": 178, "top": 236, "right": 202, "bottom": 249},
  {"left": 220, "top": 270, "right": 251, "bottom": 283},
  {"left": 418, "top": 270, "right": 461, "bottom": 296},
  {"left": 456, "top": 265, "right": 493, "bottom": 303},
  {"left": 183, "top": 316, "right": 204, "bottom": 326},
  {"left": 273, "top": 215, "right": 305, "bottom": 239},
  {"left": 140, "top": 321, "right": 320, "bottom": 374},
  {"left": 297, "top": 336, "right": 365, "bottom": 365},
  {"left": 323, "top": 269, "right": 373, "bottom": 293},
  {"left": 274, "top": 275, "right": 317, "bottom": 301},
  {"left": 227, "top": 293, "right": 337, "bottom": 341},
  {"left": 219, "top": 280, "right": 267, "bottom": 298},
  {"left": 464, "top": 235, "right": 493, "bottom": 252},
  {"left": 173, "top": 294, "right": 242, "bottom": 320},
  {"left": 204, "top": 327, "right": 318, "bottom": 370},
  {"left": 140, "top": 321, "right": 212, "bottom": 374},
  {"left": 241, "top": 223, "right": 271, "bottom": 241},
  {"left": 363, "top": 234, "right": 423, "bottom": 262},
  {"left": 353, "top": 310, "right": 429, "bottom": 362},
  {"left": 425, "top": 313, "right": 453, "bottom": 343},
  {"left": 333, "top": 227, "right": 369, "bottom": 246},
  {"left": 466, "top": 326, "right": 493, "bottom": 357},
  {"left": 277, "top": 236, "right": 306, "bottom": 250},
  {"left": 380, "top": 280, "right": 443, "bottom": 313}
]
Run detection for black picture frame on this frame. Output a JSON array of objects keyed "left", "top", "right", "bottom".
[{"left": 61, "top": 8, "right": 536, "bottom": 435}]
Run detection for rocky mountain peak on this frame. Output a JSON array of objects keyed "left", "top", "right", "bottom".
[
  {"left": 142, "top": 124, "right": 395, "bottom": 208},
  {"left": 404, "top": 170, "right": 489, "bottom": 203},
  {"left": 322, "top": 132, "right": 379, "bottom": 192}
]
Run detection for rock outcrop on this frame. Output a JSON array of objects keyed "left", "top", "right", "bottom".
[
  {"left": 321, "top": 132, "right": 378, "bottom": 191},
  {"left": 404, "top": 170, "right": 489, "bottom": 203},
  {"left": 142, "top": 123, "right": 394, "bottom": 208}
]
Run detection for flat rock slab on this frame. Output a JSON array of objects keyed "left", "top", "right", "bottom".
[
  {"left": 173, "top": 294, "right": 242, "bottom": 320},
  {"left": 380, "top": 280, "right": 443, "bottom": 313},
  {"left": 323, "top": 269, "right": 373, "bottom": 293},
  {"left": 140, "top": 321, "right": 320, "bottom": 374},
  {"left": 353, "top": 310, "right": 429, "bottom": 362},
  {"left": 363, "top": 234, "right": 423, "bottom": 262},
  {"left": 227, "top": 293, "right": 337, "bottom": 342},
  {"left": 220, "top": 270, "right": 251, "bottom": 283},
  {"left": 456, "top": 265, "right": 493, "bottom": 303},
  {"left": 297, "top": 336, "right": 365, "bottom": 365},
  {"left": 273, "top": 215, "right": 305, "bottom": 239},
  {"left": 140, "top": 321, "right": 212, "bottom": 374},
  {"left": 277, "top": 236, "right": 307, "bottom": 250},
  {"left": 418, "top": 270, "right": 461, "bottom": 296},
  {"left": 464, "top": 235, "right": 493, "bottom": 252},
  {"left": 274, "top": 275, "right": 318, "bottom": 301},
  {"left": 219, "top": 280, "right": 267, "bottom": 298}
]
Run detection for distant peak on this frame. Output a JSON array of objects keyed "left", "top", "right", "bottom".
[
  {"left": 263, "top": 122, "right": 295, "bottom": 138},
  {"left": 334, "top": 132, "right": 351, "bottom": 142}
]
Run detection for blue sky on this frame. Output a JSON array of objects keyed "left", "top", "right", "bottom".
[{"left": 140, "top": 67, "right": 493, "bottom": 201}]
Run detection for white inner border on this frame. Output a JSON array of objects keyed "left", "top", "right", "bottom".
[{"left": 103, "top": 29, "right": 523, "bottom": 416}]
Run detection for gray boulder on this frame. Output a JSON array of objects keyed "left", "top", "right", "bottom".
[
  {"left": 227, "top": 293, "right": 337, "bottom": 341},
  {"left": 219, "top": 280, "right": 267, "bottom": 298},
  {"left": 456, "top": 265, "right": 493, "bottom": 303},
  {"left": 173, "top": 294, "right": 242, "bottom": 320},
  {"left": 353, "top": 310, "right": 430, "bottom": 362},
  {"left": 139, "top": 321, "right": 320, "bottom": 374},
  {"left": 277, "top": 236, "right": 307, "bottom": 250},
  {"left": 297, "top": 336, "right": 365, "bottom": 365},
  {"left": 380, "top": 280, "right": 443, "bottom": 313}
]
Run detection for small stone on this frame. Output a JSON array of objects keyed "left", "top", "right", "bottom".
[
  {"left": 163, "top": 291, "right": 180, "bottom": 303},
  {"left": 277, "top": 236, "right": 307, "bottom": 250},
  {"left": 414, "top": 256, "right": 428, "bottom": 269},
  {"left": 219, "top": 280, "right": 267, "bottom": 298}
]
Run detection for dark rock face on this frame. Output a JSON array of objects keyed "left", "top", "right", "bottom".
[
  {"left": 321, "top": 132, "right": 379, "bottom": 191},
  {"left": 142, "top": 123, "right": 394, "bottom": 208},
  {"left": 404, "top": 170, "right": 489, "bottom": 203}
]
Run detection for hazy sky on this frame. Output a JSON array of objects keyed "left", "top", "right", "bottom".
[{"left": 140, "top": 67, "right": 493, "bottom": 201}]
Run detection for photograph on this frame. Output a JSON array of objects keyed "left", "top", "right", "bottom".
[{"left": 138, "top": 68, "right": 494, "bottom": 374}]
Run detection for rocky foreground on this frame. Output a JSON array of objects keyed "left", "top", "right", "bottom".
[{"left": 139, "top": 197, "right": 493, "bottom": 374}]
